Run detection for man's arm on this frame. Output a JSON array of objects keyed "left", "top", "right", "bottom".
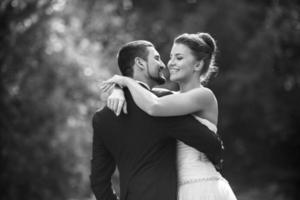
[
  {"left": 161, "top": 115, "right": 224, "bottom": 169},
  {"left": 90, "top": 112, "right": 118, "bottom": 200},
  {"left": 151, "top": 89, "right": 223, "bottom": 166}
]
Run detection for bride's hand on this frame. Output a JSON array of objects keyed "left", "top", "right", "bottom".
[
  {"left": 100, "top": 75, "right": 128, "bottom": 92},
  {"left": 107, "top": 86, "right": 127, "bottom": 116}
]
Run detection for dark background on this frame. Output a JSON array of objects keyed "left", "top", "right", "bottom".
[{"left": 1, "top": 0, "right": 299, "bottom": 199}]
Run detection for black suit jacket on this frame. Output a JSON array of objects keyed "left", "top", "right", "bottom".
[{"left": 91, "top": 88, "right": 223, "bottom": 200}]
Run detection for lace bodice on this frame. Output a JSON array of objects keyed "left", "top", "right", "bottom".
[{"left": 177, "top": 115, "right": 222, "bottom": 184}]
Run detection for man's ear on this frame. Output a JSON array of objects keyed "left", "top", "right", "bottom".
[
  {"left": 135, "top": 57, "right": 146, "bottom": 70},
  {"left": 194, "top": 60, "right": 204, "bottom": 72}
]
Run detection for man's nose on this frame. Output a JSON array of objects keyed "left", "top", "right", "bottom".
[{"left": 159, "top": 62, "right": 166, "bottom": 69}]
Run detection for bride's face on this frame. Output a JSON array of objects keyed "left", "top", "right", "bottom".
[{"left": 168, "top": 43, "right": 199, "bottom": 83}]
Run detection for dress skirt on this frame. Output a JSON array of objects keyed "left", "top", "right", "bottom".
[
  {"left": 178, "top": 178, "right": 237, "bottom": 200},
  {"left": 177, "top": 116, "right": 237, "bottom": 200}
]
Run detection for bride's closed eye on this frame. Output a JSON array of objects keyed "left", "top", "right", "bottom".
[{"left": 176, "top": 56, "right": 183, "bottom": 60}]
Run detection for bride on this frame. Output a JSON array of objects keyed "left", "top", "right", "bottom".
[{"left": 101, "top": 33, "right": 237, "bottom": 200}]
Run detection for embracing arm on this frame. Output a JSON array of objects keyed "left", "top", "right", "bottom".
[
  {"left": 123, "top": 78, "right": 213, "bottom": 117},
  {"left": 162, "top": 114, "right": 224, "bottom": 169}
]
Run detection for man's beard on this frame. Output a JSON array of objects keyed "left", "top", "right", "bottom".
[
  {"left": 149, "top": 71, "right": 166, "bottom": 85},
  {"left": 146, "top": 65, "right": 166, "bottom": 85}
]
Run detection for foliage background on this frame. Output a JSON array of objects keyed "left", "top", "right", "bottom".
[{"left": 1, "top": 0, "right": 299, "bottom": 199}]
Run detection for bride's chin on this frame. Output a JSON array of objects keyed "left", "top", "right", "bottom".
[{"left": 170, "top": 75, "right": 179, "bottom": 82}]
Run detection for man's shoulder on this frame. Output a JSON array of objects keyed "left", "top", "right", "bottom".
[
  {"left": 94, "top": 106, "right": 106, "bottom": 114},
  {"left": 93, "top": 106, "right": 113, "bottom": 122}
]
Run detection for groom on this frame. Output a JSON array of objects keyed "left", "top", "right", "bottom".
[{"left": 91, "top": 40, "right": 223, "bottom": 200}]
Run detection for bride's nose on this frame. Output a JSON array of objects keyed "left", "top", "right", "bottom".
[{"left": 168, "top": 59, "right": 174, "bottom": 68}]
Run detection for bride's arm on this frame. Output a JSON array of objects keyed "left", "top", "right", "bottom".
[
  {"left": 102, "top": 75, "right": 214, "bottom": 117},
  {"left": 102, "top": 76, "right": 164, "bottom": 115},
  {"left": 124, "top": 79, "right": 213, "bottom": 116}
]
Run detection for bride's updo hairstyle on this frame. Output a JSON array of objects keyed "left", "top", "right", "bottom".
[{"left": 174, "top": 32, "right": 218, "bottom": 84}]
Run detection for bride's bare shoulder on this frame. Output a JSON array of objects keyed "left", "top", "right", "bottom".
[{"left": 190, "top": 86, "right": 215, "bottom": 98}]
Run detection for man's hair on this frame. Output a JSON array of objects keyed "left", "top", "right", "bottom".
[{"left": 117, "top": 40, "right": 154, "bottom": 77}]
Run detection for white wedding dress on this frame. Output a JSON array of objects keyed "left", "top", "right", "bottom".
[{"left": 177, "top": 115, "right": 237, "bottom": 200}]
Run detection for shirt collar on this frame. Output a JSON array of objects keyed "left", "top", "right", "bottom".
[{"left": 136, "top": 81, "right": 151, "bottom": 90}]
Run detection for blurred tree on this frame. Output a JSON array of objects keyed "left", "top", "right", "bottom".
[
  {"left": 221, "top": 2, "right": 300, "bottom": 198},
  {"left": 0, "top": 0, "right": 97, "bottom": 199}
]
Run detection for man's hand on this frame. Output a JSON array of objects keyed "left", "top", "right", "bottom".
[{"left": 107, "top": 87, "right": 127, "bottom": 116}]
